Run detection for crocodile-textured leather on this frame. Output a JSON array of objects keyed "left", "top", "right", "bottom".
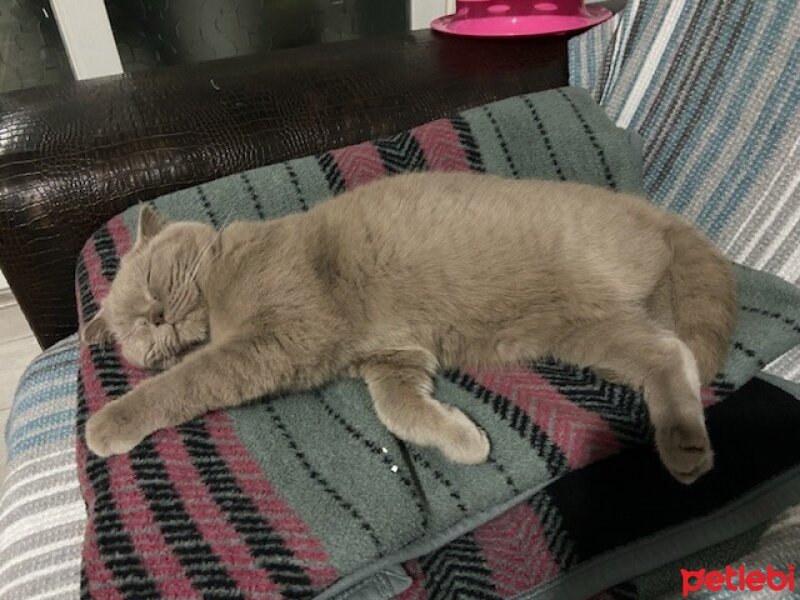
[{"left": 0, "top": 30, "right": 568, "bottom": 348}]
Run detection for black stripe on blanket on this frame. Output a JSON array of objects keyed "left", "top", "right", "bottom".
[
  {"left": 557, "top": 89, "right": 617, "bottom": 190},
  {"left": 89, "top": 348, "right": 247, "bottom": 599},
  {"left": 315, "top": 391, "right": 430, "bottom": 532},
  {"left": 531, "top": 360, "right": 652, "bottom": 446},
  {"left": 263, "top": 402, "right": 384, "bottom": 552},
  {"left": 419, "top": 532, "right": 502, "bottom": 600},
  {"left": 240, "top": 172, "right": 266, "bottom": 219},
  {"left": 180, "top": 420, "right": 317, "bottom": 599},
  {"left": 317, "top": 152, "right": 346, "bottom": 195},
  {"left": 527, "top": 489, "right": 579, "bottom": 570},
  {"left": 92, "top": 224, "right": 120, "bottom": 283},
  {"left": 77, "top": 370, "right": 161, "bottom": 599},
  {"left": 375, "top": 130, "right": 428, "bottom": 174},
  {"left": 196, "top": 186, "right": 220, "bottom": 228},
  {"left": 450, "top": 115, "right": 486, "bottom": 173},
  {"left": 522, "top": 96, "right": 566, "bottom": 181},
  {"left": 80, "top": 566, "right": 90, "bottom": 600},
  {"left": 76, "top": 253, "right": 98, "bottom": 323},
  {"left": 285, "top": 163, "right": 309, "bottom": 211},
  {"left": 739, "top": 305, "right": 800, "bottom": 334},
  {"left": 481, "top": 105, "right": 519, "bottom": 178}
]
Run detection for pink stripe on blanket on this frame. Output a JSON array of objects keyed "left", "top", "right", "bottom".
[
  {"left": 79, "top": 350, "right": 197, "bottom": 598},
  {"left": 154, "top": 429, "right": 282, "bottom": 596},
  {"left": 396, "top": 560, "right": 428, "bottom": 600},
  {"left": 468, "top": 368, "right": 619, "bottom": 469},
  {"left": 412, "top": 120, "right": 470, "bottom": 171},
  {"left": 81, "top": 241, "right": 112, "bottom": 308},
  {"left": 110, "top": 450, "right": 199, "bottom": 597},
  {"left": 473, "top": 502, "right": 561, "bottom": 598},
  {"left": 77, "top": 214, "right": 130, "bottom": 326},
  {"left": 106, "top": 214, "right": 133, "bottom": 256},
  {"left": 206, "top": 411, "right": 340, "bottom": 590},
  {"left": 75, "top": 215, "right": 131, "bottom": 327},
  {"left": 331, "top": 143, "right": 387, "bottom": 189}
]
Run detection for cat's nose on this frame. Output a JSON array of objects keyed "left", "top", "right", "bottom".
[{"left": 151, "top": 307, "right": 165, "bottom": 327}]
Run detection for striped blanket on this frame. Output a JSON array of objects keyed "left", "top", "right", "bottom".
[{"left": 73, "top": 87, "right": 800, "bottom": 600}]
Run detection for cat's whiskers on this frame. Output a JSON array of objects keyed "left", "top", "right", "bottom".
[{"left": 114, "top": 321, "right": 147, "bottom": 346}]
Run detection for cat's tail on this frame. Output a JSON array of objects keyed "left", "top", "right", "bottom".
[{"left": 664, "top": 219, "right": 737, "bottom": 384}]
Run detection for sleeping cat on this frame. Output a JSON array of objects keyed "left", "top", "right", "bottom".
[{"left": 82, "top": 172, "right": 736, "bottom": 484}]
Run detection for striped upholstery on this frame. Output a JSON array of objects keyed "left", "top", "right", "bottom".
[
  {"left": 0, "top": 337, "right": 83, "bottom": 600},
  {"left": 569, "top": 0, "right": 800, "bottom": 382},
  {"left": 696, "top": 509, "right": 800, "bottom": 600}
]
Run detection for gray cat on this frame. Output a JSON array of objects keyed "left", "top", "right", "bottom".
[{"left": 82, "top": 172, "right": 736, "bottom": 484}]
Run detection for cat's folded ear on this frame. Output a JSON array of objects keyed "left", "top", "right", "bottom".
[
  {"left": 81, "top": 308, "right": 113, "bottom": 345},
  {"left": 136, "top": 204, "right": 168, "bottom": 246}
]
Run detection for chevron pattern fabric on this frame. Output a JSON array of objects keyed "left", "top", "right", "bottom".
[{"left": 73, "top": 87, "right": 800, "bottom": 599}]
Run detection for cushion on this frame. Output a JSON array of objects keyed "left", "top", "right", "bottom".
[{"left": 75, "top": 87, "right": 800, "bottom": 600}]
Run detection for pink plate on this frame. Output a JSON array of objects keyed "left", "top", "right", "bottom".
[{"left": 431, "top": 2, "right": 612, "bottom": 38}]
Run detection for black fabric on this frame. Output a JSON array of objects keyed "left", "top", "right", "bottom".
[{"left": 548, "top": 377, "right": 800, "bottom": 562}]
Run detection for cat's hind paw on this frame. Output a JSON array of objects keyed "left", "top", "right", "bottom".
[
  {"left": 438, "top": 405, "right": 491, "bottom": 465},
  {"left": 656, "top": 418, "right": 713, "bottom": 485}
]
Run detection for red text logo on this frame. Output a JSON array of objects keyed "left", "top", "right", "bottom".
[{"left": 681, "top": 565, "right": 795, "bottom": 597}]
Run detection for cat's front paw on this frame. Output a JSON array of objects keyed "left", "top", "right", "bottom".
[
  {"left": 85, "top": 395, "right": 147, "bottom": 457},
  {"left": 655, "top": 417, "right": 713, "bottom": 484}
]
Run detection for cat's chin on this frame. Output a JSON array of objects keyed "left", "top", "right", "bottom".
[
  {"left": 148, "top": 354, "right": 181, "bottom": 372},
  {"left": 146, "top": 340, "right": 208, "bottom": 372}
]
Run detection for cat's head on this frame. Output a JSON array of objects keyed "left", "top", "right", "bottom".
[{"left": 81, "top": 205, "right": 217, "bottom": 370}]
